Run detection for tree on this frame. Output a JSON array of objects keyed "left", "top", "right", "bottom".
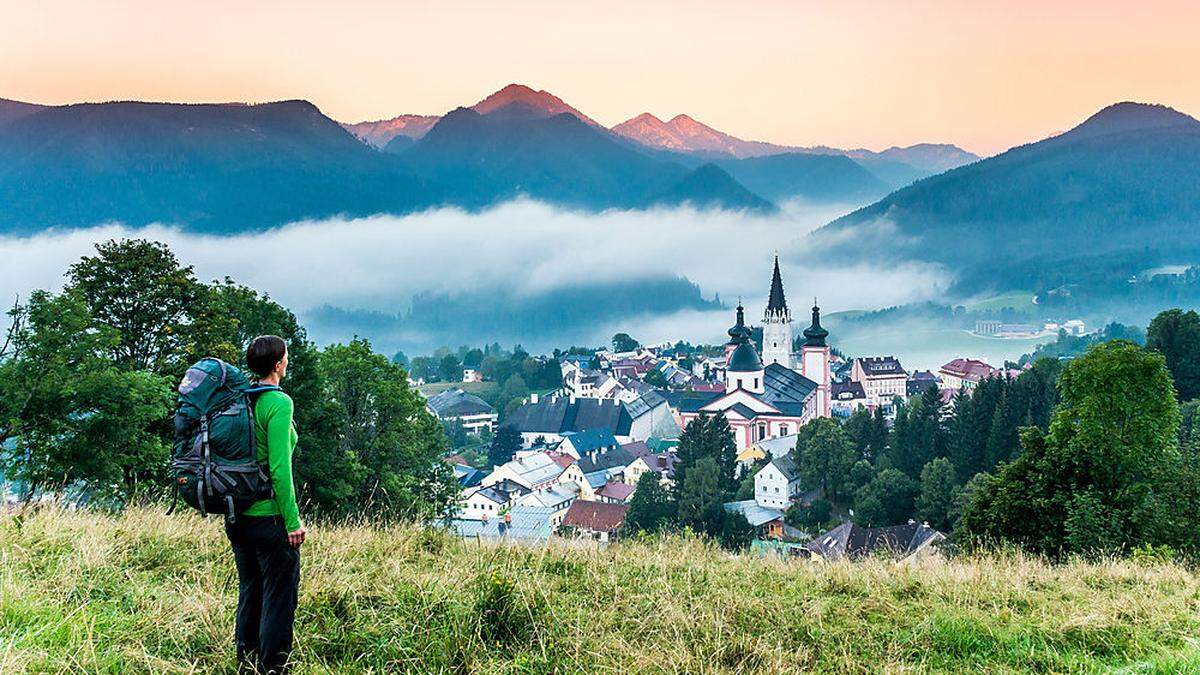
[
  {"left": 916, "top": 458, "right": 959, "bottom": 531},
  {"left": 793, "top": 418, "right": 857, "bottom": 502},
  {"left": 888, "top": 386, "right": 947, "bottom": 479},
  {"left": 844, "top": 407, "right": 888, "bottom": 463},
  {"left": 677, "top": 457, "right": 722, "bottom": 529},
  {"left": 612, "top": 333, "right": 640, "bottom": 353},
  {"left": 626, "top": 472, "right": 674, "bottom": 533},
  {"left": 317, "top": 338, "right": 458, "bottom": 521},
  {"left": 718, "top": 511, "right": 756, "bottom": 551},
  {"left": 391, "top": 350, "right": 409, "bottom": 367},
  {"left": 408, "top": 356, "right": 436, "bottom": 382},
  {"left": 853, "top": 468, "right": 918, "bottom": 527},
  {"left": 488, "top": 426, "right": 522, "bottom": 468},
  {"left": 1147, "top": 308, "right": 1200, "bottom": 400},
  {"left": 439, "top": 354, "right": 463, "bottom": 383},
  {"left": 674, "top": 414, "right": 737, "bottom": 501},
  {"left": 66, "top": 239, "right": 204, "bottom": 376},
  {"left": 0, "top": 290, "right": 174, "bottom": 502},
  {"left": 959, "top": 341, "right": 1189, "bottom": 556}
]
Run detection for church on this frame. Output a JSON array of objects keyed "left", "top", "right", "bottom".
[{"left": 671, "top": 256, "right": 832, "bottom": 450}]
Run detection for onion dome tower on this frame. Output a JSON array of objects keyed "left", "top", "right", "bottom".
[
  {"left": 761, "top": 254, "right": 794, "bottom": 369},
  {"left": 725, "top": 303, "right": 765, "bottom": 393},
  {"left": 800, "top": 300, "right": 831, "bottom": 417}
]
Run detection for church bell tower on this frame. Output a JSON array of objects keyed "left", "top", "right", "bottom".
[{"left": 761, "top": 255, "right": 794, "bottom": 369}]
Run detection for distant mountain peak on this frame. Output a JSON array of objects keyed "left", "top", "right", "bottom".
[
  {"left": 1066, "top": 101, "right": 1200, "bottom": 140},
  {"left": 471, "top": 83, "right": 601, "bottom": 127},
  {"left": 342, "top": 113, "right": 440, "bottom": 148}
]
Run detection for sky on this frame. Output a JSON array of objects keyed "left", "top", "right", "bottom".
[{"left": 2, "top": 1, "right": 1199, "bottom": 155}]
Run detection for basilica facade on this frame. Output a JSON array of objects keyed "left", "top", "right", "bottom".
[{"left": 672, "top": 257, "right": 832, "bottom": 450}]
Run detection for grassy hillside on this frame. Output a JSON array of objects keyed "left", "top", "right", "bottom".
[{"left": 2, "top": 508, "right": 1199, "bottom": 673}]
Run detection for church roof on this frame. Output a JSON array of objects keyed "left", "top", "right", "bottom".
[
  {"left": 727, "top": 342, "right": 764, "bottom": 372},
  {"left": 766, "top": 255, "right": 789, "bottom": 316}
]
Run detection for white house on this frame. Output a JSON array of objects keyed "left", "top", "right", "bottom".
[
  {"left": 459, "top": 485, "right": 511, "bottom": 520},
  {"left": 515, "top": 483, "right": 579, "bottom": 528},
  {"left": 482, "top": 452, "right": 565, "bottom": 492},
  {"left": 754, "top": 454, "right": 801, "bottom": 510},
  {"left": 425, "top": 388, "right": 497, "bottom": 435},
  {"left": 850, "top": 356, "right": 907, "bottom": 407}
]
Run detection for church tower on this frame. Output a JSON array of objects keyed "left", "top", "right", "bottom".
[
  {"left": 725, "top": 303, "right": 765, "bottom": 394},
  {"left": 761, "top": 255, "right": 794, "bottom": 369},
  {"left": 800, "top": 301, "right": 832, "bottom": 418}
]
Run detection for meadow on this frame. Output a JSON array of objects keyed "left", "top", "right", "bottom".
[{"left": 2, "top": 507, "right": 1198, "bottom": 674}]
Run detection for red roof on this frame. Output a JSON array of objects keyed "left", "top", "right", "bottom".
[
  {"left": 939, "top": 358, "right": 998, "bottom": 382},
  {"left": 563, "top": 500, "right": 628, "bottom": 532},
  {"left": 547, "top": 451, "right": 576, "bottom": 469},
  {"left": 597, "top": 482, "right": 636, "bottom": 502}
]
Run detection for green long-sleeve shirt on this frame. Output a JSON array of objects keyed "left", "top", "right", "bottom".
[{"left": 243, "top": 390, "right": 302, "bottom": 532}]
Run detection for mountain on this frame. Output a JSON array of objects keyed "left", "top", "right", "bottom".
[
  {"left": 0, "top": 100, "right": 433, "bottom": 233},
  {"left": 714, "top": 153, "right": 890, "bottom": 203},
  {"left": 398, "top": 104, "right": 772, "bottom": 212},
  {"left": 469, "top": 83, "right": 601, "bottom": 128},
  {"left": 0, "top": 97, "right": 45, "bottom": 126},
  {"left": 819, "top": 101, "right": 1200, "bottom": 291},
  {"left": 612, "top": 112, "right": 979, "bottom": 189},
  {"left": 342, "top": 114, "right": 439, "bottom": 148},
  {"left": 653, "top": 164, "right": 776, "bottom": 211},
  {"left": 612, "top": 113, "right": 790, "bottom": 159}
]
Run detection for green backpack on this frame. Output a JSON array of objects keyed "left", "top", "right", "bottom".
[{"left": 171, "top": 358, "right": 278, "bottom": 522}]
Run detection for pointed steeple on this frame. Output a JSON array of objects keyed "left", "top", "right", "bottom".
[
  {"left": 766, "top": 254, "right": 788, "bottom": 317},
  {"left": 803, "top": 299, "right": 829, "bottom": 347}
]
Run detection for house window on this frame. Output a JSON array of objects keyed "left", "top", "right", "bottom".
[{"left": 780, "top": 424, "right": 789, "bottom": 436}]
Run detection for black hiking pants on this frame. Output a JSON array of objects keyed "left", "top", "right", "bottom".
[{"left": 225, "top": 515, "right": 300, "bottom": 674}]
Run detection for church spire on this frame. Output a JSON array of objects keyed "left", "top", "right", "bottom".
[{"left": 765, "top": 254, "right": 789, "bottom": 319}]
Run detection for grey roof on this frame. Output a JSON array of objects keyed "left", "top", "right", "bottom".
[
  {"left": 768, "top": 454, "right": 800, "bottom": 482},
  {"left": 493, "top": 453, "right": 564, "bottom": 487},
  {"left": 625, "top": 391, "right": 666, "bottom": 419},
  {"left": 832, "top": 380, "right": 866, "bottom": 400},
  {"left": 728, "top": 342, "right": 764, "bottom": 373},
  {"left": 753, "top": 434, "right": 798, "bottom": 460},
  {"left": 576, "top": 445, "right": 637, "bottom": 474},
  {"left": 724, "top": 499, "right": 786, "bottom": 527},
  {"left": 855, "top": 356, "right": 906, "bottom": 376},
  {"left": 426, "top": 389, "right": 495, "bottom": 418},
  {"left": 447, "top": 505, "right": 556, "bottom": 541},
  {"left": 807, "top": 522, "right": 946, "bottom": 561},
  {"left": 761, "top": 363, "right": 818, "bottom": 415},
  {"left": 505, "top": 396, "right": 640, "bottom": 437},
  {"left": 662, "top": 390, "right": 722, "bottom": 414},
  {"left": 454, "top": 464, "right": 485, "bottom": 488},
  {"left": 729, "top": 402, "right": 760, "bottom": 419},
  {"left": 473, "top": 486, "right": 510, "bottom": 505}
]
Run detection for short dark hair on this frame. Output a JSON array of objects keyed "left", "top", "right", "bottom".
[{"left": 246, "top": 335, "right": 287, "bottom": 377}]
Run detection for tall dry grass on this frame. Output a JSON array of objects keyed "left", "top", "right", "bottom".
[{"left": 1, "top": 506, "right": 1198, "bottom": 673}]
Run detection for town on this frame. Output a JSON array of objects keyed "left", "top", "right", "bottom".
[{"left": 424, "top": 257, "right": 1038, "bottom": 561}]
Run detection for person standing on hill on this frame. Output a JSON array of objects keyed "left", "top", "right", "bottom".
[{"left": 226, "top": 335, "right": 305, "bottom": 674}]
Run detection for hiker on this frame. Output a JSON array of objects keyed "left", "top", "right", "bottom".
[{"left": 225, "top": 335, "right": 305, "bottom": 674}]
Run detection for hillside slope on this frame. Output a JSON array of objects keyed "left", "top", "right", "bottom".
[
  {"left": 820, "top": 102, "right": 1200, "bottom": 275},
  {"left": 0, "top": 100, "right": 434, "bottom": 233},
  {"left": 3, "top": 508, "right": 1198, "bottom": 673}
]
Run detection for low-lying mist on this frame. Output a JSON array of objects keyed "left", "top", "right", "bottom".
[{"left": 0, "top": 199, "right": 951, "bottom": 353}]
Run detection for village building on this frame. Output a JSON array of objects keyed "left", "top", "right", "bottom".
[
  {"left": 736, "top": 433, "right": 797, "bottom": 467},
  {"left": 514, "top": 483, "right": 579, "bottom": 528},
  {"left": 557, "top": 428, "right": 620, "bottom": 460},
  {"left": 906, "top": 370, "right": 940, "bottom": 397},
  {"left": 481, "top": 452, "right": 564, "bottom": 492},
  {"left": 622, "top": 441, "right": 679, "bottom": 487},
  {"left": 807, "top": 521, "right": 946, "bottom": 562},
  {"left": 761, "top": 255, "right": 795, "bottom": 369},
  {"left": 830, "top": 380, "right": 869, "bottom": 416},
  {"left": 850, "top": 356, "right": 908, "bottom": 407},
  {"left": 755, "top": 454, "right": 801, "bottom": 510},
  {"left": 939, "top": 358, "right": 999, "bottom": 390},
  {"left": 669, "top": 268, "right": 832, "bottom": 452},
  {"left": 561, "top": 501, "right": 629, "bottom": 543},
  {"left": 450, "top": 506, "right": 556, "bottom": 542},
  {"left": 425, "top": 388, "right": 497, "bottom": 435},
  {"left": 505, "top": 391, "right": 676, "bottom": 446}
]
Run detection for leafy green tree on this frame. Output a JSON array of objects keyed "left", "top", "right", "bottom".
[
  {"left": 1147, "top": 308, "right": 1200, "bottom": 400},
  {"left": 718, "top": 511, "right": 756, "bottom": 551},
  {"left": 317, "top": 338, "right": 458, "bottom": 520},
  {"left": 793, "top": 417, "right": 856, "bottom": 502},
  {"left": 612, "top": 333, "right": 640, "bottom": 353},
  {"left": 626, "top": 472, "right": 674, "bottom": 533},
  {"left": 853, "top": 468, "right": 918, "bottom": 527},
  {"left": 391, "top": 350, "right": 409, "bottom": 367},
  {"left": 408, "top": 356, "right": 436, "bottom": 382},
  {"left": 916, "top": 458, "right": 960, "bottom": 531},
  {"left": 844, "top": 407, "right": 888, "bottom": 463},
  {"left": 0, "top": 290, "right": 174, "bottom": 502},
  {"left": 66, "top": 239, "right": 204, "bottom": 376},
  {"left": 959, "top": 341, "right": 1189, "bottom": 556},
  {"left": 488, "top": 426, "right": 522, "bottom": 468}
]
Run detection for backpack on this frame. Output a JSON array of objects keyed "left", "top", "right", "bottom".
[{"left": 170, "top": 357, "right": 278, "bottom": 523}]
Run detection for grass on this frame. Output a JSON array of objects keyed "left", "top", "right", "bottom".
[
  {"left": 965, "top": 291, "right": 1036, "bottom": 313},
  {"left": 3, "top": 508, "right": 1200, "bottom": 673}
]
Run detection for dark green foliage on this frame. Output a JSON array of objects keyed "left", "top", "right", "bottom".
[
  {"left": 958, "top": 341, "right": 1192, "bottom": 556},
  {"left": 785, "top": 498, "right": 833, "bottom": 532},
  {"left": 674, "top": 414, "right": 737, "bottom": 503},
  {"left": 1146, "top": 308, "right": 1200, "bottom": 400},
  {"left": 916, "top": 458, "right": 960, "bottom": 532},
  {"left": 792, "top": 417, "right": 856, "bottom": 502},
  {"left": 611, "top": 333, "right": 640, "bottom": 353},
  {"left": 625, "top": 473, "right": 674, "bottom": 534},
  {"left": 853, "top": 469, "right": 919, "bottom": 527},
  {"left": 888, "top": 385, "right": 947, "bottom": 479},
  {"left": 844, "top": 407, "right": 888, "bottom": 463},
  {"left": 488, "top": 427, "right": 522, "bottom": 469},
  {"left": 715, "top": 152, "right": 889, "bottom": 203}
]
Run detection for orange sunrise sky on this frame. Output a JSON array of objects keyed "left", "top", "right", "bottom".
[{"left": 2, "top": 0, "right": 1198, "bottom": 156}]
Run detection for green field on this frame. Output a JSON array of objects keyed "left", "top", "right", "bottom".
[
  {"left": 3, "top": 507, "right": 1199, "bottom": 673},
  {"left": 964, "top": 291, "right": 1037, "bottom": 312}
]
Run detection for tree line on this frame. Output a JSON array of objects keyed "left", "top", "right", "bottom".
[{"left": 0, "top": 239, "right": 457, "bottom": 521}]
